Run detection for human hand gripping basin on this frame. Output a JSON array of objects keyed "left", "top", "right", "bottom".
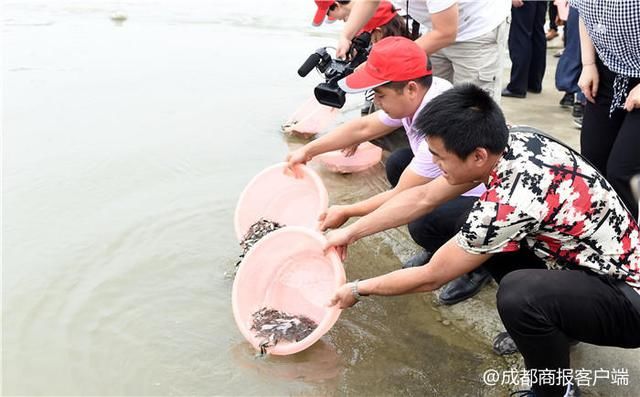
[
  {"left": 232, "top": 227, "right": 346, "bottom": 355},
  {"left": 315, "top": 141, "right": 383, "bottom": 174},
  {"left": 234, "top": 163, "right": 329, "bottom": 241}
]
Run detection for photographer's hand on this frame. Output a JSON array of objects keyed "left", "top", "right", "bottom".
[
  {"left": 336, "top": 0, "right": 378, "bottom": 58},
  {"left": 336, "top": 35, "right": 352, "bottom": 60}
]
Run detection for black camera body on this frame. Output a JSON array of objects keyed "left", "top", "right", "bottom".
[{"left": 297, "top": 32, "right": 371, "bottom": 108}]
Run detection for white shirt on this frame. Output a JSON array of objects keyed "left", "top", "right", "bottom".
[{"left": 394, "top": 0, "right": 510, "bottom": 42}]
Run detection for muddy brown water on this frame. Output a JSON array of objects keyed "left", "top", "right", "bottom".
[{"left": 3, "top": 0, "right": 510, "bottom": 395}]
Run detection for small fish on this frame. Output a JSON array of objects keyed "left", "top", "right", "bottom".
[
  {"left": 250, "top": 306, "right": 318, "bottom": 352},
  {"left": 235, "top": 219, "right": 284, "bottom": 271}
]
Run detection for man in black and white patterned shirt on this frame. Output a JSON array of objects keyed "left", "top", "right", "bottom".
[{"left": 326, "top": 85, "right": 639, "bottom": 397}]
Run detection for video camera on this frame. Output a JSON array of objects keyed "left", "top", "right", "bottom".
[{"left": 297, "top": 32, "right": 371, "bottom": 109}]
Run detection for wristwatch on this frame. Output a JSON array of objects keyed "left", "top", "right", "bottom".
[{"left": 350, "top": 279, "right": 368, "bottom": 301}]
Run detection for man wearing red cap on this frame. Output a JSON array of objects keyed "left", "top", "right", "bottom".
[
  {"left": 287, "top": 37, "right": 491, "bottom": 305},
  {"left": 333, "top": 0, "right": 510, "bottom": 103}
]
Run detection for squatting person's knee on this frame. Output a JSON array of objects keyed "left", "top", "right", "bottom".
[{"left": 496, "top": 269, "right": 546, "bottom": 324}]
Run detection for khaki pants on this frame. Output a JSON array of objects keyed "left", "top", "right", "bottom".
[{"left": 430, "top": 19, "right": 509, "bottom": 104}]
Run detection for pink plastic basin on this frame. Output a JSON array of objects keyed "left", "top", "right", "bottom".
[
  {"left": 234, "top": 163, "right": 329, "bottom": 241},
  {"left": 282, "top": 96, "right": 338, "bottom": 138},
  {"left": 232, "top": 227, "right": 346, "bottom": 355},
  {"left": 315, "top": 141, "right": 383, "bottom": 174}
]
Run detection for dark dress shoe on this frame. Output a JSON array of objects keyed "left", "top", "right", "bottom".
[
  {"left": 501, "top": 88, "right": 526, "bottom": 98},
  {"left": 402, "top": 250, "right": 432, "bottom": 269},
  {"left": 438, "top": 266, "right": 491, "bottom": 304},
  {"left": 527, "top": 88, "right": 542, "bottom": 94}
]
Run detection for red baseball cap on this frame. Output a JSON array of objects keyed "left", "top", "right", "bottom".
[
  {"left": 312, "top": 0, "right": 334, "bottom": 26},
  {"left": 359, "top": 1, "right": 397, "bottom": 34},
  {"left": 338, "top": 36, "right": 431, "bottom": 93}
]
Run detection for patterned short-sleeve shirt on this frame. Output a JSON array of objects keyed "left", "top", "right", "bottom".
[{"left": 456, "top": 128, "right": 640, "bottom": 294}]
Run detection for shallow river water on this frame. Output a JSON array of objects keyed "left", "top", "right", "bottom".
[{"left": 3, "top": 1, "right": 508, "bottom": 395}]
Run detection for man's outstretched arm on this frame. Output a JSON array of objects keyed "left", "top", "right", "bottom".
[{"left": 329, "top": 238, "right": 491, "bottom": 308}]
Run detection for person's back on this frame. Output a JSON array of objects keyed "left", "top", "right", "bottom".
[{"left": 407, "top": 0, "right": 509, "bottom": 42}]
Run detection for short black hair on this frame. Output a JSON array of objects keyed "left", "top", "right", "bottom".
[
  {"left": 415, "top": 84, "right": 508, "bottom": 159},
  {"left": 383, "top": 75, "right": 433, "bottom": 93}
]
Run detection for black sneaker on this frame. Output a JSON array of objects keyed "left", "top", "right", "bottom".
[
  {"left": 560, "top": 92, "right": 574, "bottom": 108},
  {"left": 573, "top": 116, "right": 583, "bottom": 129},
  {"left": 572, "top": 101, "right": 584, "bottom": 118},
  {"left": 572, "top": 101, "right": 584, "bottom": 129}
]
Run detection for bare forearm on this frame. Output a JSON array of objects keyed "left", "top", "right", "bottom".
[
  {"left": 349, "top": 185, "right": 434, "bottom": 239},
  {"left": 414, "top": 6, "right": 458, "bottom": 55},
  {"left": 347, "top": 177, "right": 477, "bottom": 241},
  {"left": 306, "top": 119, "right": 366, "bottom": 157},
  {"left": 306, "top": 114, "right": 390, "bottom": 158},
  {"left": 415, "top": 30, "right": 456, "bottom": 55},
  {"left": 341, "top": 0, "right": 379, "bottom": 41},
  {"left": 345, "top": 188, "right": 397, "bottom": 218},
  {"left": 578, "top": 18, "right": 596, "bottom": 65},
  {"left": 328, "top": 240, "right": 490, "bottom": 309},
  {"left": 347, "top": 171, "right": 432, "bottom": 218},
  {"left": 355, "top": 239, "right": 489, "bottom": 296},
  {"left": 358, "top": 266, "right": 441, "bottom": 296}
]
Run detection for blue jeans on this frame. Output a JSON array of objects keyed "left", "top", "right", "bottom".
[{"left": 555, "top": 7, "right": 586, "bottom": 103}]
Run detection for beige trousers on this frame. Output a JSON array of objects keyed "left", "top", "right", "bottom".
[{"left": 430, "top": 19, "right": 510, "bottom": 104}]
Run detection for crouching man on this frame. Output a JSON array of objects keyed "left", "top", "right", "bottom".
[
  {"left": 326, "top": 84, "right": 640, "bottom": 397},
  {"left": 288, "top": 37, "right": 490, "bottom": 304}
]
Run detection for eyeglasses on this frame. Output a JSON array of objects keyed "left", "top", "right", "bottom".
[{"left": 327, "top": 2, "right": 338, "bottom": 14}]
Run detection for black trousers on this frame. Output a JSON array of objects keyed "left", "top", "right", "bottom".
[
  {"left": 507, "top": 1, "right": 547, "bottom": 94},
  {"left": 385, "top": 148, "right": 478, "bottom": 253},
  {"left": 487, "top": 246, "right": 640, "bottom": 397},
  {"left": 548, "top": 1, "right": 557, "bottom": 31},
  {"left": 580, "top": 59, "right": 640, "bottom": 220}
]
